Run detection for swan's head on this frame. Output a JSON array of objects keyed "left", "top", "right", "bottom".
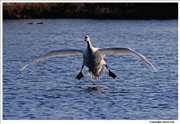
[{"left": 85, "top": 35, "right": 90, "bottom": 42}]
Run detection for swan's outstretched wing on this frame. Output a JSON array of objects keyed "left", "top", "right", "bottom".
[
  {"left": 21, "top": 48, "right": 83, "bottom": 71},
  {"left": 99, "top": 47, "right": 157, "bottom": 72}
]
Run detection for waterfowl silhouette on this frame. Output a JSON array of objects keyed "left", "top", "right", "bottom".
[
  {"left": 28, "top": 22, "right": 33, "bottom": 24},
  {"left": 37, "top": 22, "right": 43, "bottom": 24}
]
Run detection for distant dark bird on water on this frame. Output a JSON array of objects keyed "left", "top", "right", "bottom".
[
  {"left": 28, "top": 22, "right": 33, "bottom": 24},
  {"left": 37, "top": 22, "right": 43, "bottom": 24},
  {"left": 21, "top": 36, "right": 157, "bottom": 80}
]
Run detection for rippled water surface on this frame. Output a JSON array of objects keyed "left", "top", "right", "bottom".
[{"left": 3, "top": 19, "right": 178, "bottom": 120}]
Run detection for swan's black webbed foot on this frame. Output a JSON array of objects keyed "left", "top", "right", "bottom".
[
  {"left": 105, "top": 64, "right": 117, "bottom": 79},
  {"left": 76, "top": 72, "right": 84, "bottom": 80},
  {"left": 109, "top": 70, "right": 117, "bottom": 79},
  {"left": 76, "top": 65, "right": 84, "bottom": 80}
]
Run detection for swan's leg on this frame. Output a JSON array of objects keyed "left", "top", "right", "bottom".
[
  {"left": 105, "top": 65, "right": 117, "bottom": 79},
  {"left": 76, "top": 65, "right": 84, "bottom": 80}
]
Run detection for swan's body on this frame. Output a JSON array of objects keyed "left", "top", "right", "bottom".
[
  {"left": 21, "top": 36, "right": 156, "bottom": 80},
  {"left": 83, "top": 45, "right": 106, "bottom": 79}
]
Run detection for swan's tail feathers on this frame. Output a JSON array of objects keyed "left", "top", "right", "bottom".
[{"left": 87, "top": 65, "right": 106, "bottom": 79}]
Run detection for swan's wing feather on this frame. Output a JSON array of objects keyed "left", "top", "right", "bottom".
[
  {"left": 99, "top": 47, "right": 157, "bottom": 72},
  {"left": 21, "top": 48, "right": 83, "bottom": 71},
  {"left": 99, "top": 47, "right": 137, "bottom": 55}
]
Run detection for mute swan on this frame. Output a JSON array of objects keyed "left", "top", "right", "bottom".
[{"left": 21, "top": 36, "right": 156, "bottom": 80}]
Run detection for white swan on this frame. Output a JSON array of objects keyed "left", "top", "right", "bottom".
[{"left": 21, "top": 36, "right": 156, "bottom": 80}]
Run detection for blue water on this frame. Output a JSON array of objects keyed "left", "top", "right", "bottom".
[{"left": 3, "top": 19, "right": 178, "bottom": 120}]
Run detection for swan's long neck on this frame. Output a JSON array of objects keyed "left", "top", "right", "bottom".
[{"left": 87, "top": 40, "right": 93, "bottom": 49}]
